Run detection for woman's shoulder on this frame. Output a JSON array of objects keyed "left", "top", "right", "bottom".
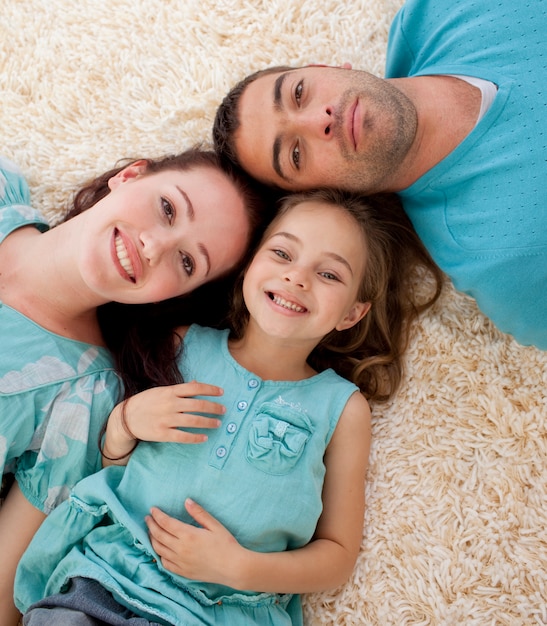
[{"left": 0, "top": 156, "right": 49, "bottom": 242}]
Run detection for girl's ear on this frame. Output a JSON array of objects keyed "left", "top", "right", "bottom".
[
  {"left": 107, "top": 160, "right": 148, "bottom": 191},
  {"left": 336, "top": 301, "right": 371, "bottom": 332}
]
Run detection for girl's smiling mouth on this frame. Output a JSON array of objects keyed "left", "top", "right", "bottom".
[{"left": 268, "top": 291, "right": 307, "bottom": 313}]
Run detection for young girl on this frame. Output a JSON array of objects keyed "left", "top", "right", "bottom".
[
  {"left": 15, "top": 190, "right": 443, "bottom": 625},
  {"left": 0, "top": 149, "right": 266, "bottom": 625}
]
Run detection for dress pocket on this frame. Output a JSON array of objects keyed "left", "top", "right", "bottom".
[{"left": 246, "top": 401, "right": 312, "bottom": 475}]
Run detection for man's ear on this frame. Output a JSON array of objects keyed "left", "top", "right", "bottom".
[
  {"left": 107, "top": 159, "right": 148, "bottom": 191},
  {"left": 306, "top": 62, "right": 353, "bottom": 70},
  {"left": 336, "top": 301, "right": 371, "bottom": 332}
]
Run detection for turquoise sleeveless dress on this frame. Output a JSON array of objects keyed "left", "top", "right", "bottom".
[{"left": 16, "top": 324, "right": 360, "bottom": 625}]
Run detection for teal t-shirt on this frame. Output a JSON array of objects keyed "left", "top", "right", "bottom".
[
  {"left": 386, "top": 0, "right": 547, "bottom": 349},
  {"left": 16, "top": 325, "right": 359, "bottom": 625},
  {"left": 0, "top": 156, "right": 122, "bottom": 513}
]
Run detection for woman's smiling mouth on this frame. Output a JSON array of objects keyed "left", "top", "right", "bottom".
[{"left": 114, "top": 232, "right": 136, "bottom": 282}]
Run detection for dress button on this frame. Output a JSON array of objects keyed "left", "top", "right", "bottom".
[
  {"left": 226, "top": 422, "right": 237, "bottom": 434},
  {"left": 248, "top": 379, "right": 259, "bottom": 388},
  {"left": 237, "top": 401, "right": 248, "bottom": 411},
  {"left": 216, "top": 446, "right": 227, "bottom": 458}
]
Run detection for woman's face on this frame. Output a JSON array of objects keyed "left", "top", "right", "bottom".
[{"left": 77, "top": 163, "right": 250, "bottom": 304}]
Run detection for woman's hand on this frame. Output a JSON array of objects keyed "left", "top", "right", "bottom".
[
  {"left": 145, "top": 500, "right": 243, "bottom": 587},
  {"left": 102, "top": 382, "right": 225, "bottom": 465}
]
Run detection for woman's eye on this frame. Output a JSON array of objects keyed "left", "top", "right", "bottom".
[
  {"left": 292, "top": 143, "right": 300, "bottom": 169},
  {"left": 181, "top": 253, "right": 195, "bottom": 277},
  {"left": 295, "top": 80, "right": 303, "bottom": 105},
  {"left": 162, "top": 197, "right": 175, "bottom": 223},
  {"left": 274, "top": 249, "right": 290, "bottom": 261}
]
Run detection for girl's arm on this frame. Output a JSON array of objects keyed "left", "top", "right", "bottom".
[
  {"left": 146, "top": 391, "right": 372, "bottom": 593},
  {"left": 102, "top": 381, "right": 228, "bottom": 466}
]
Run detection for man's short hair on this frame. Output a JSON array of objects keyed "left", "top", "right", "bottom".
[{"left": 212, "top": 66, "right": 292, "bottom": 169}]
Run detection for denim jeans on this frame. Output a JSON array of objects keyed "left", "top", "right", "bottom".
[{"left": 23, "top": 577, "right": 166, "bottom": 625}]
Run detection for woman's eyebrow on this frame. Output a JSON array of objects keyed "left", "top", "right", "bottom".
[
  {"left": 176, "top": 186, "right": 194, "bottom": 220},
  {"left": 175, "top": 186, "right": 210, "bottom": 275}
]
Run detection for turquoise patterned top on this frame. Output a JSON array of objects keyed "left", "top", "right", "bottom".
[{"left": 0, "top": 156, "right": 122, "bottom": 514}]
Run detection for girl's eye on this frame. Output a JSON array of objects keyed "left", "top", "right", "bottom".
[
  {"left": 162, "top": 197, "right": 175, "bottom": 223},
  {"left": 295, "top": 80, "right": 303, "bottom": 105},
  {"left": 320, "top": 271, "right": 339, "bottom": 281},
  {"left": 181, "top": 252, "right": 195, "bottom": 277},
  {"left": 274, "top": 249, "right": 290, "bottom": 261},
  {"left": 292, "top": 143, "right": 300, "bottom": 169}
]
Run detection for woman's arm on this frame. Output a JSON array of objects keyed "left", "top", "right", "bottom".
[
  {"left": 146, "top": 391, "right": 372, "bottom": 593},
  {"left": 102, "top": 381, "right": 229, "bottom": 466},
  {"left": 0, "top": 482, "right": 46, "bottom": 626}
]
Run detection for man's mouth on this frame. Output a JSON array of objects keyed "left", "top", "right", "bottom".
[
  {"left": 115, "top": 232, "right": 136, "bottom": 282},
  {"left": 268, "top": 292, "right": 307, "bottom": 313},
  {"left": 347, "top": 100, "right": 359, "bottom": 150}
]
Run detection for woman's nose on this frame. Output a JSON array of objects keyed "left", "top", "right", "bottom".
[{"left": 140, "top": 230, "right": 170, "bottom": 266}]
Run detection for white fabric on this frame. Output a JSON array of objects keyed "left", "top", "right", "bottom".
[{"left": 453, "top": 74, "right": 498, "bottom": 124}]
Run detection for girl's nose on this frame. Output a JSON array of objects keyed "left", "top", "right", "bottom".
[{"left": 283, "top": 266, "right": 309, "bottom": 288}]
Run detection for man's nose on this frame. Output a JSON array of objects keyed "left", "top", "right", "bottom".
[{"left": 289, "top": 106, "right": 333, "bottom": 139}]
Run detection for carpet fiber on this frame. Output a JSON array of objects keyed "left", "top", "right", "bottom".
[{"left": 2, "top": 1, "right": 546, "bottom": 623}]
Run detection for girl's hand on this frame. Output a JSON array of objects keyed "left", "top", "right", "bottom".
[
  {"left": 102, "top": 382, "right": 225, "bottom": 464},
  {"left": 145, "top": 500, "right": 242, "bottom": 587}
]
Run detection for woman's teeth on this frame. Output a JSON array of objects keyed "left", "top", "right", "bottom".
[{"left": 115, "top": 235, "right": 135, "bottom": 280}]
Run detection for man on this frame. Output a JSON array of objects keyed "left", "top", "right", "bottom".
[{"left": 213, "top": 0, "right": 546, "bottom": 350}]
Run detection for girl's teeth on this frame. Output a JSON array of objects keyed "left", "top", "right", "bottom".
[
  {"left": 272, "top": 294, "right": 305, "bottom": 312},
  {"left": 115, "top": 235, "right": 135, "bottom": 279}
]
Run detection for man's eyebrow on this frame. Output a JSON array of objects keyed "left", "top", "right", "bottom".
[
  {"left": 272, "top": 72, "right": 293, "bottom": 183},
  {"left": 272, "top": 137, "right": 287, "bottom": 181},
  {"left": 273, "top": 72, "right": 288, "bottom": 111},
  {"left": 176, "top": 186, "right": 210, "bottom": 275}
]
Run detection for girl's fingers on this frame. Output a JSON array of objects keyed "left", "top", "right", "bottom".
[
  {"left": 177, "top": 398, "right": 226, "bottom": 416},
  {"left": 173, "top": 381, "right": 224, "bottom": 398}
]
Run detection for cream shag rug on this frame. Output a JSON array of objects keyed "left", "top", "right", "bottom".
[{"left": 2, "top": 1, "right": 546, "bottom": 624}]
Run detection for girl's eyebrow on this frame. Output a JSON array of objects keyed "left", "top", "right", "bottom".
[{"left": 272, "top": 231, "right": 354, "bottom": 275}]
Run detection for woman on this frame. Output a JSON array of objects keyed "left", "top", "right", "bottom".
[{"left": 0, "top": 148, "right": 267, "bottom": 625}]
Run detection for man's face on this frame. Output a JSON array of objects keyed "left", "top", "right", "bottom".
[{"left": 234, "top": 66, "right": 417, "bottom": 193}]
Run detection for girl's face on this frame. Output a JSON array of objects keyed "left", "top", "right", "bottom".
[
  {"left": 243, "top": 200, "right": 370, "bottom": 345},
  {"left": 76, "top": 163, "right": 250, "bottom": 304}
]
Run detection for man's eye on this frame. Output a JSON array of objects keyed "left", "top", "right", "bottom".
[
  {"left": 162, "top": 197, "right": 175, "bottom": 222},
  {"left": 181, "top": 253, "right": 195, "bottom": 276},
  {"left": 292, "top": 143, "right": 300, "bottom": 169},
  {"left": 295, "top": 80, "right": 303, "bottom": 105}
]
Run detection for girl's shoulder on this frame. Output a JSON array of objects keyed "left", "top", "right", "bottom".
[{"left": 0, "top": 156, "right": 49, "bottom": 242}]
